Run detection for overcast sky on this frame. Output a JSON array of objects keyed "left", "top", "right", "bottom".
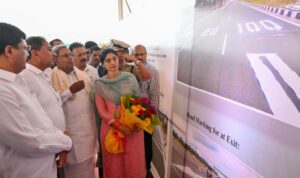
[{"left": 0, "top": 0, "right": 118, "bottom": 44}]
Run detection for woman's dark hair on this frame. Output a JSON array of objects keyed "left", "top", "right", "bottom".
[
  {"left": 0, "top": 22, "right": 26, "bottom": 54},
  {"left": 100, "top": 48, "right": 118, "bottom": 64}
]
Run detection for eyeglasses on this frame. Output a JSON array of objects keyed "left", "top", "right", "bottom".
[
  {"left": 14, "top": 45, "right": 31, "bottom": 52},
  {"left": 25, "top": 45, "right": 32, "bottom": 52},
  {"left": 116, "top": 49, "right": 127, "bottom": 54},
  {"left": 104, "top": 56, "right": 118, "bottom": 63},
  {"left": 58, "top": 53, "right": 73, "bottom": 58}
]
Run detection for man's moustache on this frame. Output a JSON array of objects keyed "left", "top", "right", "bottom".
[{"left": 80, "top": 59, "right": 87, "bottom": 62}]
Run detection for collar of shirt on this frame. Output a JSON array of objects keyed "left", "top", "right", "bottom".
[
  {"left": 26, "top": 63, "right": 43, "bottom": 75},
  {"left": 84, "top": 64, "right": 91, "bottom": 72},
  {"left": 0, "top": 69, "right": 17, "bottom": 81}
]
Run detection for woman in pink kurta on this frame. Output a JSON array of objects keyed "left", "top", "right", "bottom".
[{"left": 94, "top": 48, "right": 146, "bottom": 178}]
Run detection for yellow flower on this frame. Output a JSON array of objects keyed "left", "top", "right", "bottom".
[
  {"left": 145, "top": 118, "right": 151, "bottom": 124},
  {"left": 131, "top": 105, "right": 142, "bottom": 115}
]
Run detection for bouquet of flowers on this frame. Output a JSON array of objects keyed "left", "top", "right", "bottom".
[
  {"left": 120, "top": 94, "right": 160, "bottom": 134},
  {"left": 104, "top": 94, "right": 160, "bottom": 154}
]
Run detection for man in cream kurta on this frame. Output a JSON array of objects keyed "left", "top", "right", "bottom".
[
  {"left": 0, "top": 23, "right": 72, "bottom": 178},
  {"left": 51, "top": 45, "right": 97, "bottom": 178}
]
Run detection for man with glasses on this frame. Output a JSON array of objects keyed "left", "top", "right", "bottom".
[
  {"left": 133, "top": 44, "right": 160, "bottom": 178},
  {"left": 0, "top": 23, "right": 72, "bottom": 178},
  {"left": 51, "top": 45, "right": 97, "bottom": 178},
  {"left": 69, "top": 42, "right": 99, "bottom": 83}
]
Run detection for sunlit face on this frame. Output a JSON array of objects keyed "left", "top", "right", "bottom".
[
  {"left": 72, "top": 47, "right": 87, "bottom": 70},
  {"left": 36, "top": 42, "right": 55, "bottom": 69},
  {"left": 103, "top": 52, "right": 119, "bottom": 72},
  {"left": 133, "top": 46, "right": 147, "bottom": 63},
  {"left": 89, "top": 49, "right": 101, "bottom": 66},
  {"left": 10, "top": 39, "right": 29, "bottom": 74},
  {"left": 56, "top": 47, "right": 74, "bottom": 73},
  {"left": 114, "top": 46, "right": 126, "bottom": 63}
]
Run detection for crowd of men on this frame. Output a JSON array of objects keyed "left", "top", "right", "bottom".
[{"left": 0, "top": 22, "right": 160, "bottom": 178}]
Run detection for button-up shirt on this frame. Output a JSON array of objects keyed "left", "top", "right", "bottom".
[
  {"left": 0, "top": 69, "right": 72, "bottom": 178},
  {"left": 139, "top": 61, "right": 160, "bottom": 109},
  {"left": 17, "top": 64, "right": 67, "bottom": 131}
]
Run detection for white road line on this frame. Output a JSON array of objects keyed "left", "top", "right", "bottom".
[
  {"left": 259, "top": 20, "right": 274, "bottom": 30},
  {"left": 209, "top": 27, "right": 219, "bottom": 36},
  {"left": 228, "top": 15, "right": 231, "bottom": 21},
  {"left": 201, "top": 28, "right": 211, "bottom": 36},
  {"left": 238, "top": 24, "right": 243, "bottom": 33},
  {"left": 221, "top": 34, "right": 228, "bottom": 55},
  {"left": 245, "top": 22, "right": 261, "bottom": 32},
  {"left": 260, "top": 20, "right": 282, "bottom": 30},
  {"left": 263, "top": 53, "right": 300, "bottom": 98},
  {"left": 246, "top": 53, "right": 300, "bottom": 127}
]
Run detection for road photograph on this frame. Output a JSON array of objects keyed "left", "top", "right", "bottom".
[{"left": 177, "top": 0, "right": 300, "bottom": 127}]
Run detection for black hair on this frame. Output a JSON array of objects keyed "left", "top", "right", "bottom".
[
  {"left": 90, "top": 46, "right": 101, "bottom": 53},
  {"left": 0, "top": 22, "right": 26, "bottom": 55},
  {"left": 26, "top": 36, "right": 47, "bottom": 59},
  {"left": 49, "top": 38, "right": 62, "bottom": 47},
  {"left": 69, "top": 42, "right": 83, "bottom": 52},
  {"left": 100, "top": 48, "right": 117, "bottom": 64},
  {"left": 84, "top": 41, "right": 97, "bottom": 49}
]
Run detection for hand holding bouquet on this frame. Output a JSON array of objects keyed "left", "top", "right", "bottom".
[
  {"left": 119, "top": 94, "right": 160, "bottom": 134},
  {"left": 104, "top": 94, "right": 160, "bottom": 154}
]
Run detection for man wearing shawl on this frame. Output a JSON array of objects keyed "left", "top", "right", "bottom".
[{"left": 51, "top": 45, "right": 97, "bottom": 178}]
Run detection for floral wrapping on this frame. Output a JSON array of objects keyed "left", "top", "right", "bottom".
[{"left": 104, "top": 94, "right": 160, "bottom": 154}]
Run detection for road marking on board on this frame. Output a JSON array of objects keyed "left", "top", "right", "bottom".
[
  {"left": 222, "top": 34, "right": 228, "bottom": 55},
  {"left": 245, "top": 22, "right": 261, "bottom": 32},
  {"left": 238, "top": 24, "right": 243, "bottom": 33},
  {"left": 201, "top": 27, "right": 219, "bottom": 37},
  {"left": 246, "top": 53, "right": 300, "bottom": 126},
  {"left": 238, "top": 20, "right": 282, "bottom": 33}
]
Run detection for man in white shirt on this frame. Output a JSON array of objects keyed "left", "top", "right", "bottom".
[
  {"left": 69, "top": 42, "right": 99, "bottom": 84},
  {"left": 51, "top": 45, "right": 97, "bottom": 178},
  {"left": 0, "top": 23, "right": 72, "bottom": 178},
  {"left": 16, "top": 36, "right": 85, "bottom": 168}
]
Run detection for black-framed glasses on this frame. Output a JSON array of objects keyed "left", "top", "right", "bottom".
[
  {"left": 25, "top": 45, "right": 32, "bottom": 52},
  {"left": 13, "top": 45, "right": 31, "bottom": 52}
]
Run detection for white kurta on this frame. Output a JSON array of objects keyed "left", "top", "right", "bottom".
[
  {"left": 17, "top": 64, "right": 67, "bottom": 131},
  {"left": 61, "top": 70, "right": 97, "bottom": 165},
  {"left": 0, "top": 69, "right": 72, "bottom": 178}
]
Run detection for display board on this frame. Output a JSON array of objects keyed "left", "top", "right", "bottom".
[{"left": 171, "top": 0, "right": 300, "bottom": 178}]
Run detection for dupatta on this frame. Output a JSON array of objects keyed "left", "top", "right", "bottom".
[{"left": 94, "top": 72, "right": 140, "bottom": 105}]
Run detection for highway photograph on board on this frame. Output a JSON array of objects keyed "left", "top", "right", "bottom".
[{"left": 177, "top": 0, "right": 300, "bottom": 128}]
